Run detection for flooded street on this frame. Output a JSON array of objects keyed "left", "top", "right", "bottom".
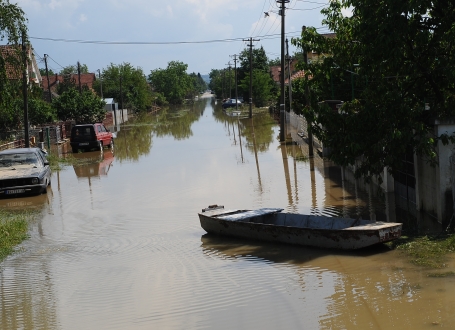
[{"left": 2, "top": 95, "right": 455, "bottom": 329}]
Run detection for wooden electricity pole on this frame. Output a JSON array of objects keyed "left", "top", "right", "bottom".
[
  {"left": 243, "top": 37, "right": 260, "bottom": 118},
  {"left": 22, "top": 30, "right": 29, "bottom": 148},
  {"left": 277, "top": 0, "right": 290, "bottom": 142}
]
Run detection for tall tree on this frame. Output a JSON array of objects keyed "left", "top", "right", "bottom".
[
  {"left": 149, "top": 61, "right": 192, "bottom": 104},
  {"left": 292, "top": 0, "right": 455, "bottom": 180},
  {"left": 60, "top": 63, "right": 89, "bottom": 75},
  {"left": 94, "top": 63, "right": 153, "bottom": 112},
  {"left": 208, "top": 68, "right": 223, "bottom": 97},
  {"left": 53, "top": 87, "right": 105, "bottom": 124},
  {"left": 239, "top": 69, "right": 274, "bottom": 107},
  {"left": 0, "top": 0, "right": 28, "bottom": 130},
  {"left": 238, "top": 46, "right": 270, "bottom": 99}
]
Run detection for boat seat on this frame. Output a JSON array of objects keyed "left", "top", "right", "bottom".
[{"left": 217, "top": 208, "right": 283, "bottom": 222}]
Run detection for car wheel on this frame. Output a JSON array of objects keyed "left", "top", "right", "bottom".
[
  {"left": 42, "top": 186, "right": 48, "bottom": 194},
  {"left": 72, "top": 147, "right": 79, "bottom": 153},
  {"left": 108, "top": 139, "right": 114, "bottom": 152}
]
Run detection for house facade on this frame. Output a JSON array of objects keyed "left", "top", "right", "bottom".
[{"left": 0, "top": 44, "right": 42, "bottom": 85}]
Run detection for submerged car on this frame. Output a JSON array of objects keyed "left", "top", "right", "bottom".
[
  {"left": 70, "top": 123, "right": 114, "bottom": 153},
  {"left": 222, "top": 98, "right": 243, "bottom": 109},
  {"left": 0, "top": 148, "right": 51, "bottom": 197}
]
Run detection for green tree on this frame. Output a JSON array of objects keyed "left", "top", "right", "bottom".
[
  {"left": 60, "top": 64, "right": 89, "bottom": 75},
  {"left": 94, "top": 63, "right": 153, "bottom": 112},
  {"left": 39, "top": 68, "right": 55, "bottom": 76},
  {"left": 268, "top": 57, "right": 280, "bottom": 67},
  {"left": 239, "top": 69, "right": 274, "bottom": 107},
  {"left": 149, "top": 61, "right": 192, "bottom": 104},
  {"left": 238, "top": 46, "right": 270, "bottom": 100},
  {"left": 190, "top": 72, "right": 207, "bottom": 93},
  {"left": 53, "top": 87, "right": 105, "bottom": 124},
  {"left": 292, "top": 0, "right": 455, "bottom": 180},
  {"left": 0, "top": 0, "right": 28, "bottom": 130},
  {"left": 208, "top": 68, "right": 222, "bottom": 97},
  {"left": 27, "top": 98, "right": 56, "bottom": 125}
]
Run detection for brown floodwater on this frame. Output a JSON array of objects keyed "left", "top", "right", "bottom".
[{"left": 1, "top": 95, "right": 455, "bottom": 329}]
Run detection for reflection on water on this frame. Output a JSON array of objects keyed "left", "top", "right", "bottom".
[
  {"left": 201, "top": 234, "right": 455, "bottom": 329},
  {"left": 73, "top": 151, "right": 114, "bottom": 178},
  {"left": 0, "top": 191, "right": 50, "bottom": 211},
  {"left": 114, "top": 103, "right": 206, "bottom": 162},
  {"left": 1, "top": 95, "right": 454, "bottom": 329}
]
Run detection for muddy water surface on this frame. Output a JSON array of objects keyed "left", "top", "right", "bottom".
[{"left": 1, "top": 96, "right": 455, "bottom": 329}]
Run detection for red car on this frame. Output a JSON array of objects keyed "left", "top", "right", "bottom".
[{"left": 70, "top": 123, "right": 114, "bottom": 153}]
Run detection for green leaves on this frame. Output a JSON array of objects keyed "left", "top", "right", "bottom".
[
  {"left": 291, "top": 0, "right": 455, "bottom": 180},
  {"left": 239, "top": 69, "right": 274, "bottom": 107},
  {"left": 95, "top": 63, "right": 153, "bottom": 112},
  {"left": 149, "top": 61, "right": 193, "bottom": 105},
  {"left": 53, "top": 88, "right": 106, "bottom": 124}
]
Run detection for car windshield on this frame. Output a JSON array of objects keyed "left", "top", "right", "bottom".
[{"left": 0, "top": 153, "right": 40, "bottom": 167}]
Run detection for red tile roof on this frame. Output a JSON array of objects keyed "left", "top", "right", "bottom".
[
  {"left": 41, "top": 73, "right": 96, "bottom": 92},
  {"left": 0, "top": 44, "right": 42, "bottom": 84},
  {"left": 270, "top": 66, "right": 281, "bottom": 83},
  {"left": 0, "top": 45, "right": 25, "bottom": 80}
]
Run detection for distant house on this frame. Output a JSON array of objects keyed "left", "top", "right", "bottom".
[
  {"left": 41, "top": 73, "right": 97, "bottom": 95},
  {"left": 271, "top": 32, "right": 336, "bottom": 85},
  {"left": 270, "top": 66, "right": 281, "bottom": 84},
  {"left": 0, "top": 44, "right": 42, "bottom": 85}
]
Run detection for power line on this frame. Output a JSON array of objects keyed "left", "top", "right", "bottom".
[
  {"left": 288, "top": 4, "right": 328, "bottom": 10},
  {"left": 295, "top": 0, "right": 328, "bottom": 3},
  {"left": 29, "top": 30, "right": 309, "bottom": 46},
  {"left": 250, "top": 0, "right": 269, "bottom": 37},
  {"left": 47, "top": 55, "right": 65, "bottom": 70}
]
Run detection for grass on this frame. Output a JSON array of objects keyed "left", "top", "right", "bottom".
[
  {"left": 391, "top": 234, "right": 455, "bottom": 268},
  {"left": 0, "top": 152, "right": 100, "bottom": 263},
  {"left": 0, "top": 209, "right": 34, "bottom": 262}
]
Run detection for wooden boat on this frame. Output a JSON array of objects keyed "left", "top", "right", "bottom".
[{"left": 198, "top": 205, "right": 402, "bottom": 250}]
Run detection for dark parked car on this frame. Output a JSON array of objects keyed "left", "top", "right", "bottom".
[
  {"left": 70, "top": 123, "right": 114, "bottom": 153},
  {"left": 0, "top": 148, "right": 51, "bottom": 197},
  {"left": 222, "top": 99, "right": 242, "bottom": 109}
]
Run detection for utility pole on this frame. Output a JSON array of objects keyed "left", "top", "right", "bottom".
[
  {"left": 97, "top": 69, "right": 103, "bottom": 99},
  {"left": 302, "top": 25, "right": 314, "bottom": 157},
  {"left": 77, "top": 61, "right": 82, "bottom": 95},
  {"left": 286, "top": 38, "right": 292, "bottom": 113},
  {"left": 222, "top": 68, "right": 225, "bottom": 99},
  {"left": 277, "top": 0, "right": 290, "bottom": 142},
  {"left": 230, "top": 54, "right": 239, "bottom": 111},
  {"left": 22, "top": 30, "right": 29, "bottom": 148},
  {"left": 227, "top": 62, "right": 232, "bottom": 99},
  {"left": 243, "top": 37, "right": 260, "bottom": 118},
  {"left": 120, "top": 75, "right": 124, "bottom": 123},
  {"left": 44, "top": 54, "right": 52, "bottom": 103}
]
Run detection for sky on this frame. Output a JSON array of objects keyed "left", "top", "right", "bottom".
[{"left": 15, "top": 0, "right": 331, "bottom": 76}]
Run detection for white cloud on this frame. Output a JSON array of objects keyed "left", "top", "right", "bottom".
[
  {"left": 79, "top": 14, "right": 87, "bottom": 22},
  {"left": 167, "top": 5, "right": 174, "bottom": 18}
]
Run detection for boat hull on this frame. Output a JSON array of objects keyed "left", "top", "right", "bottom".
[{"left": 199, "top": 212, "right": 402, "bottom": 250}]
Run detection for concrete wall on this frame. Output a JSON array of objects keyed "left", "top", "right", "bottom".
[{"left": 415, "top": 148, "right": 439, "bottom": 220}]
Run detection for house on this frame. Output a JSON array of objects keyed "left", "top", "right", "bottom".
[
  {"left": 41, "top": 73, "right": 97, "bottom": 95},
  {"left": 0, "top": 44, "right": 42, "bottom": 85},
  {"left": 270, "top": 65, "right": 281, "bottom": 84}
]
